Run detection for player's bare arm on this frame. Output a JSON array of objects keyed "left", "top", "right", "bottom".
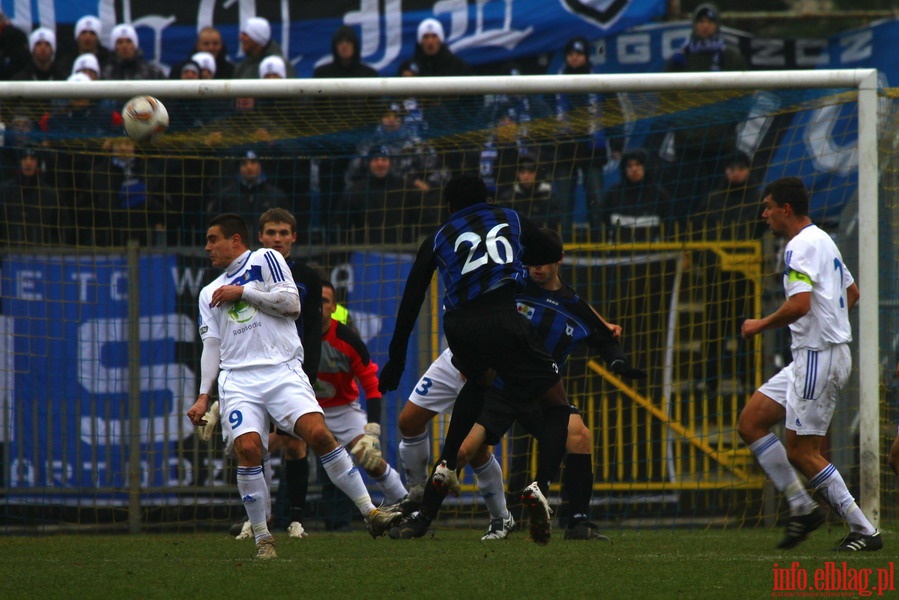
[
  {"left": 889, "top": 431, "right": 899, "bottom": 477},
  {"left": 187, "top": 394, "right": 211, "bottom": 426},
  {"left": 213, "top": 281, "right": 300, "bottom": 319},
  {"left": 742, "top": 291, "right": 810, "bottom": 339},
  {"left": 210, "top": 284, "right": 244, "bottom": 307},
  {"left": 587, "top": 304, "right": 621, "bottom": 339},
  {"left": 846, "top": 282, "right": 860, "bottom": 311}
]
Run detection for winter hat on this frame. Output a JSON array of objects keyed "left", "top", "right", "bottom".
[
  {"left": 564, "top": 37, "right": 589, "bottom": 56},
  {"left": 29, "top": 27, "right": 56, "bottom": 53},
  {"left": 367, "top": 145, "right": 391, "bottom": 160},
  {"left": 518, "top": 157, "right": 538, "bottom": 172},
  {"left": 75, "top": 15, "right": 101, "bottom": 39},
  {"left": 243, "top": 17, "right": 271, "bottom": 46},
  {"left": 726, "top": 151, "right": 751, "bottom": 169},
  {"left": 417, "top": 18, "right": 445, "bottom": 43},
  {"left": 111, "top": 24, "right": 139, "bottom": 48},
  {"left": 191, "top": 52, "right": 216, "bottom": 76},
  {"left": 181, "top": 60, "right": 201, "bottom": 76},
  {"left": 259, "top": 55, "right": 286, "bottom": 78},
  {"left": 522, "top": 230, "right": 563, "bottom": 266},
  {"left": 694, "top": 3, "right": 719, "bottom": 22},
  {"left": 19, "top": 145, "right": 38, "bottom": 160},
  {"left": 72, "top": 53, "right": 100, "bottom": 76},
  {"left": 67, "top": 72, "right": 92, "bottom": 83}
]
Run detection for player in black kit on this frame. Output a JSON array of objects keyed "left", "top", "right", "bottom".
[{"left": 379, "top": 175, "right": 570, "bottom": 544}]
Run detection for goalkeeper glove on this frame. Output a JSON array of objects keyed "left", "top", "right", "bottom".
[
  {"left": 378, "top": 359, "right": 405, "bottom": 393},
  {"left": 351, "top": 422, "right": 383, "bottom": 470},
  {"left": 197, "top": 400, "right": 220, "bottom": 441},
  {"left": 609, "top": 360, "right": 647, "bottom": 380}
]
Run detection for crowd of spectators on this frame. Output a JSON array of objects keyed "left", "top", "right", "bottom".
[{"left": 0, "top": 5, "right": 761, "bottom": 249}]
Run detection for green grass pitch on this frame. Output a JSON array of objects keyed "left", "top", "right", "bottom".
[{"left": 0, "top": 525, "right": 893, "bottom": 599}]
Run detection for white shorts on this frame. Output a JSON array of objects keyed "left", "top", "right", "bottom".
[
  {"left": 219, "top": 358, "right": 323, "bottom": 454},
  {"left": 757, "top": 344, "right": 851, "bottom": 436},
  {"left": 323, "top": 401, "right": 367, "bottom": 447},
  {"left": 407, "top": 348, "right": 464, "bottom": 415}
]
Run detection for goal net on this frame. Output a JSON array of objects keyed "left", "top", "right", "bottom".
[{"left": 0, "top": 71, "right": 889, "bottom": 533}]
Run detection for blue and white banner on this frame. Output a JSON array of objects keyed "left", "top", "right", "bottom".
[
  {"left": 0, "top": 249, "right": 430, "bottom": 500},
  {"left": 4, "top": 0, "right": 666, "bottom": 77},
  {"left": 2, "top": 253, "right": 200, "bottom": 499},
  {"left": 761, "top": 22, "right": 895, "bottom": 221},
  {"left": 344, "top": 250, "right": 428, "bottom": 467}
]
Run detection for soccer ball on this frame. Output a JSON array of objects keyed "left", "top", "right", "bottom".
[{"left": 122, "top": 95, "right": 169, "bottom": 142}]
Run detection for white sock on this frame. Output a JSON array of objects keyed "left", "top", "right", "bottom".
[
  {"left": 749, "top": 433, "right": 816, "bottom": 516},
  {"left": 473, "top": 454, "right": 509, "bottom": 521},
  {"left": 399, "top": 432, "right": 430, "bottom": 488},
  {"left": 321, "top": 446, "right": 376, "bottom": 515},
  {"left": 810, "top": 463, "right": 875, "bottom": 535},
  {"left": 236, "top": 465, "right": 270, "bottom": 542},
  {"left": 374, "top": 464, "right": 409, "bottom": 505}
]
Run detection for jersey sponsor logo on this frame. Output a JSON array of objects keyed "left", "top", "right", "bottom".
[
  {"left": 198, "top": 325, "right": 208, "bottom": 335},
  {"left": 232, "top": 321, "right": 261, "bottom": 336},
  {"left": 227, "top": 300, "right": 257, "bottom": 323},
  {"left": 516, "top": 301, "right": 535, "bottom": 320},
  {"left": 565, "top": 322, "right": 575, "bottom": 337}
]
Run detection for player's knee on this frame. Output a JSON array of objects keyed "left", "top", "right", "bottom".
[
  {"left": 736, "top": 411, "right": 760, "bottom": 443},
  {"left": 398, "top": 406, "right": 428, "bottom": 437},
  {"left": 305, "top": 425, "right": 338, "bottom": 454},
  {"left": 456, "top": 444, "right": 474, "bottom": 469},
  {"left": 233, "top": 433, "right": 264, "bottom": 464},
  {"left": 466, "top": 443, "right": 491, "bottom": 470},
  {"left": 566, "top": 422, "right": 592, "bottom": 454}
]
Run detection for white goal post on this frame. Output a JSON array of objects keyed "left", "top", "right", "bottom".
[{"left": 0, "top": 69, "right": 880, "bottom": 526}]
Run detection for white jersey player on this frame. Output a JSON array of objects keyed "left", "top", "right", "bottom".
[
  {"left": 737, "top": 177, "right": 880, "bottom": 552},
  {"left": 186, "top": 214, "right": 400, "bottom": 559}
]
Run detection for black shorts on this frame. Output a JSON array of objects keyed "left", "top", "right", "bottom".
[
  {"left": 443, "top": 285, "right": 561, "bottom": 400},
  {"left": 478, "top": 390, "right": 579, "bottom": 446}
]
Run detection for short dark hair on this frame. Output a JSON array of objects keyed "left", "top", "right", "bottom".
[
  {"left": 210, "top": 213, "right": 250, "bottom": 245},
  {"left": 762, "top": 177, "right": 809, "bottom": 217},
  {"left": 320, "top": 279, "right": 336, "bottom": 295},
  {"left": 443, "top": 175, "right": 490, "bottom": 213},
  {"left": 259, "top": 208, "right": 296, "bottom": 233},
  {"left": 518, "top": 157, "right": 537, "bottom": 172},
  {"left": 726, "top": 151, "right": 751, "bottom": 169}
]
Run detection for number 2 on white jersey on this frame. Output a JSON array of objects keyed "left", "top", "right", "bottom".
[
  {"left": 833, "top": 258, "right": 845, "bottom": 308},
  {"left": 455, "top": 224, "right": 514, "bottom": 275}
]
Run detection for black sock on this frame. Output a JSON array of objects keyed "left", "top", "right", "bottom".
[
  {"left": 438, "top": 380, "right": 486, "bottom": 470},
  {"left": 563, "top": 453, "right": 593, "bottom": 523},
  {"left": 284, "top": 458, "right": 309, "bottom": 523},
  {"left": 535, "top": 405, "right": 570, "bottom": 494}
]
